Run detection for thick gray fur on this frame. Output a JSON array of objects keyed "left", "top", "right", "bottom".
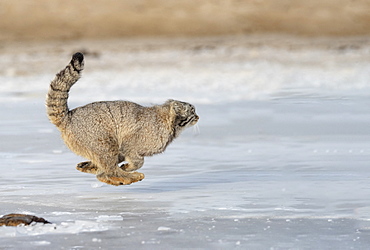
[{"left": 46, "top": 52, "right": 199, "bottom": 186}]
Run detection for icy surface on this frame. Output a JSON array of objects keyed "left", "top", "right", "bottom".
[{"left": 1, "top": 38, "right": 370, "bottom": 249}]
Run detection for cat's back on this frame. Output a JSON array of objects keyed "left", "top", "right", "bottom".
[
  {"left": 65, "top": 100, "right": 145, "bottom": 132},
  {"left": 70, "top": 100, "right": 143, "bottom": 121}
]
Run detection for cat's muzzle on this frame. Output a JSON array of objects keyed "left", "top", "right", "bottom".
[{"left": 191, "top": 115, "right": 199, "bottom": 125}]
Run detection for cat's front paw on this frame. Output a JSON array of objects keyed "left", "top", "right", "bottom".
[
  {"left": 120, "top": 163, "right": 140, "bottom": 172},
  {"left": 96, "top": 171, "right": 145, "bottom": 186}
]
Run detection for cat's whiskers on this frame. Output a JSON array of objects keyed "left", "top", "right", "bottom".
[{"left": 193, "top": 123, "right": 200, "bottom": 136}]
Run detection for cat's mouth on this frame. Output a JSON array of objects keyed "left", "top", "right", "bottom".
[{"left": 191, "top": 115, "right": 199, "bottom": 125}]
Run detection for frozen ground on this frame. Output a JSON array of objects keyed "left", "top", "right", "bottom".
[{"left": 1, "top": 36, "right": 370, "bottom": 249}]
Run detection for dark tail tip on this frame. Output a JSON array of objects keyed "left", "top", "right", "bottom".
[{"left": 72, "top": 52, "right": 84, "bottom": 64}]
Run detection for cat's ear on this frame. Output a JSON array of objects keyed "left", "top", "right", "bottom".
[
  {"left": 166, "top": 99, "right": 175, "bottom": 104},
  {"left": 167, "top": 99, "right": 181, "bottom": 112}
]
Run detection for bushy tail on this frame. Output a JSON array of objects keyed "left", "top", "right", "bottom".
[{"left": 46, "top": 52, "right": 84, "bottom": 128}]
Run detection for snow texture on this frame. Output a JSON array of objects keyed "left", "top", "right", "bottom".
[{"left": 1, "top": 37, "right": 370, "bottom": 249}]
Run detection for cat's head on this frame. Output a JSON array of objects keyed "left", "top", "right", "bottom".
[{"left": 167, "top": 99, "right": 199, "bottom": 128}]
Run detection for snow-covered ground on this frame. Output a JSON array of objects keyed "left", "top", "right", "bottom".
[{"left": 1, "top": 36, "right": 370, "bottom": 249}]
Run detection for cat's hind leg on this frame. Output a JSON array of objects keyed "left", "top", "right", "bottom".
[
  {"left": 76, "top": 152, "right": 126, "bottom": 175},
  {"left": 76, "top": 161, "right": 98, "bottom": 174},
  {"left": 95, "top": 156, "right": 145, "bottom": 186},
  {"left": 97, "top": 169, "right": 145, "bottom": 186}
]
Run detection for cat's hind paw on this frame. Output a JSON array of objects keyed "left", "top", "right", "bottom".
[
  {"left": 96, "top": 172, "right": 145, "bottom": 186},
  {"left": 76, "top": 161, "right": 98, "bottom": 175}
]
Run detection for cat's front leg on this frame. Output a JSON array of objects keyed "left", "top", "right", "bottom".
[{"left": 120, "top": 155, "right": 144, "bottom": 172}]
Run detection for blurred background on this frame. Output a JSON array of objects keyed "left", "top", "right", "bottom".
[
  {"left": 2, "top": 2, "right": 370, "bottom": 249},
  {"left": 0, "top": 0, "right": 370, "bottom": 41},
  {"left": 0, "top": 0, "right": 369, "bottom": 103}
]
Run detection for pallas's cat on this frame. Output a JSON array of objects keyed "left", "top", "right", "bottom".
[{"left": 46, "top": 53, "right": 199, "bottom": 186}]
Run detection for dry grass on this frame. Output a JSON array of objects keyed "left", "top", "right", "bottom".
[{"left": 0, "top": 0, "right": 370, "bottom": 41}]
